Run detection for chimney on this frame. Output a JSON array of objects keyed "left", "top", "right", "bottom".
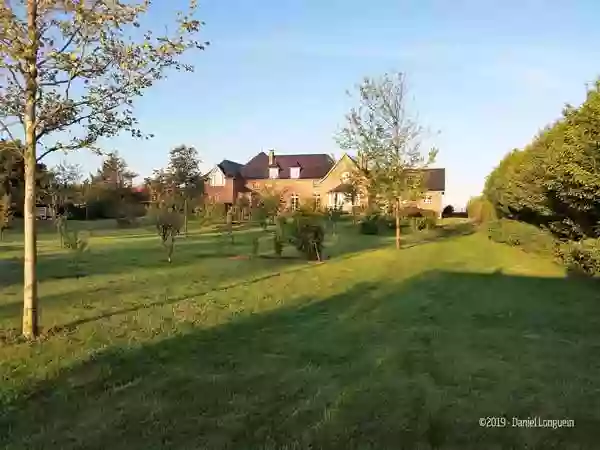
[{"left": 268, "top": 149, "right": 275, "bottom": 166}]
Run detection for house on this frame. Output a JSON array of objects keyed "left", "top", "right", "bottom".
[
  {"left": 203, "top": 150, "right": 446, "bottom": 217},
  {"left": 203, "top": 159, "right": 248, "bottom": 205}
]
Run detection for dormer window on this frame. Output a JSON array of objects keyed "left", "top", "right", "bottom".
[
  {"left": 269, "top": 167, "right": 279, "bottom": 179},
  {"left": 290, "top": 167, "right": 301, "bottom": 179}
]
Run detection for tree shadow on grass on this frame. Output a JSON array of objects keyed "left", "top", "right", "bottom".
[
  {"left": 0, "top": 230, "right": 277, "bottom": 288},
  {"left": 1, "top": 271, "right": 598, "bottom": 449}
]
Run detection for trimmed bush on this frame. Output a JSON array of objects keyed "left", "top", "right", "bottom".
[
  {"left": 556, "top": 239, "right": 600, "bottom": 277},
  {"left": 487, "top": 219, "right": 557, "bottom": 256}
]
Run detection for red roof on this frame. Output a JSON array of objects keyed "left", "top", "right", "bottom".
[{"left": 241, "top": 152, "right": 334, "bottom": 180}]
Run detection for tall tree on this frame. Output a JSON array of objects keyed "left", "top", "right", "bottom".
[
  {"left": 337, "top": 72, "right": 437, "bottom": 249},
  {"left": 91, "top": 152, "right": 136, "bottom": 189},
  {"left": 166, "top": 144, "right": 201, "bottom": 234},
  {"left": 0, "top": 0, "right": 207, "bottom": 338}
]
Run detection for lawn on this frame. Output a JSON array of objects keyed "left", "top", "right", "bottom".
[{"left": 1, "top": 219, "right": 599, "bottom": 449}]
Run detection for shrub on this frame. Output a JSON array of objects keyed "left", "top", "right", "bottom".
[
  {"left": 359, "top": 213, "right": 381, "bottom": 235},
  {"left": 467, "top": 196, "right": 496, "bottom": 224},
  {"left": 285, "top": 210, "right": 326, "bottom": 260},
  {"left": 556, "top": 239, "right": 600, "bottom": 277},
  {"left": 62, "top": 229, "right": 89, "bottom": 276},
  {"left": 487, "top": 219, "right": 556, "bottom": 256}
]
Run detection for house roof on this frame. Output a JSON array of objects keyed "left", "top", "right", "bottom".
[
  {"left": 328, "top": 183, "right": 354, "bottom": 193},
  {"left": 241, "top": 152, "right": 334, "bottom": 180},
  {"left": 422, "top": 168, "right": 445, "bottom": 191},
  {"left": 217, "top": 159, "right": 244, "bottom": 177}
]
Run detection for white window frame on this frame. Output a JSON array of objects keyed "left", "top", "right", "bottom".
[
  {"left": 423, "top": 195, "right": 433, "bottom": 205},
  {"left": 290, "top": 193, "right": 300, "bottom": 211},
  {"left": 290, "top": 167, "right": 301, "bottom": 179},
  {"left": 269, "top": 167, "right": 279, "bottom": 179},
  {"left": 313, "top": 193, "right": 321, "bottom": 209}
]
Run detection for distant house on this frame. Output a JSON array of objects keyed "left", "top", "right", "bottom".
[
  {"left": 203, "top": 159, "right": 248, "bottom": 205},
  {"left": 202, "top": 150, "right": 446, "bottom": 217}
]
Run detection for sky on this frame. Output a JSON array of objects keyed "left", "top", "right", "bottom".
[{"left": 44, "top": 0, "right": 600, "bottom": 208}]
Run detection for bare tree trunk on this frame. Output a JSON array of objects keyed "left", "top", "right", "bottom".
[
  {"left": 22, "top": 0, "right": 39, "bottom": 339},
  {"left": 395, "top": 199, "right": 401, "bottom": 250}
]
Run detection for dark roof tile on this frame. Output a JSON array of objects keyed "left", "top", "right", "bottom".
[
  {"left": 218, "top": 159, "right": 244, "bottom": 177},
  {"left": 241, "top": 152, "right": 334, "bottom": 180}
]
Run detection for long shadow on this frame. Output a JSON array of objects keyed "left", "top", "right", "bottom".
[
  {"left": 1, "top": 271, "right": 598, "bottom": 449},
  {"left": 0, "top": 230, "right": 270, "bottom": 288}
]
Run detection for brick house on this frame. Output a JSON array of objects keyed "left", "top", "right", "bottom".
[
  {"left": 203, "top": 159, "right": 249, "bottom": 205},
  {"left": 203, "top": 150, "right": 446, "bottom": 217}
]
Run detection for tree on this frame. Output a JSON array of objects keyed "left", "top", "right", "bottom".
[
  {"left": 44, "top": 160, "right": 82, "bottom": 219},
  {"left": 91, "top": 152, "right": 136, "bottom": 189},
  {"left": 0, "top": 0, "right": 207, "bottom": 338},
  {"left": 337, "top": 72, "right": 437, "bottom": 249},
  {"left": 1, "top": 140, "right": 49, "bottom": 214},
  {"left": 483, "top": 80, "right": 600, "bottom": 240},
  {"left": 166, "top": 145, "right": 202, "bottom": 235},
  {"left": 255, "top": 184, "right": 286, "bottom": 226},
  {"left": 441, "top": 204, "right": 454, "bottom": 218}
]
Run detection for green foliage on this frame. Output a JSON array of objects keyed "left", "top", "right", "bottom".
[
  {"left": 285, "top": 209, "right": 326, "bottom": 261},
  {"left": 257, "top": 186, "right": 286, "bottom": 224},
  {"left": 467, "top": 196, "right": 497, "bottom": 224},
  {"left": 359, "top": 209, "right": 437, "bottom": 236},
  {"left": 273, "top": 215, "right": 287, "bottom": 257},
  {"left": 62, "top": 229, "right": 90, "bottom": 276},
  {"left": 0, "top": 193, "right": 12, "bottom": 240},
  {"left": 483, "top": 81, "right": 600, "bottom": 240},
  {"left": 156, "top": 208, "right": 183, "bottom": 263},
  {"left": 486, "top": 219, "right": 557, "bottom": 256},
  {"left": 359, "top": 212, "right": 382, "bottom": 235},
  {"left": 556, "top": 239, "right": 600, "bottom": 277},
  {"left": 336, "top": 72, "right": 438, "bottom": 222},
  {"left": 251, "top": 205, "right": 269, "bottom": 231}
]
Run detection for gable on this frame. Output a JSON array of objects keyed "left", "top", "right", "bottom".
[{"left": 319, "top": 153, "right": 360, "bottom": 183}]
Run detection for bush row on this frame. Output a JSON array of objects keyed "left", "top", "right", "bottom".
[
  {"left": 359, "top": 208, "right": 437, "bottom": 235},
  {"left": 486, "top": 219, "right": 600, "bottom": 276}
]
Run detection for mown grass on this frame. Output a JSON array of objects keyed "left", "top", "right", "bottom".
[{"left": 1, "top": 219, "right": 599, "bottom": 449}]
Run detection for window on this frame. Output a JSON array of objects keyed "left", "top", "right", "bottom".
[
  {"left": 290, "top": 193, "right": 299, "bottom": 211},
  {"left": 269, "top": 167, "right": 279, "bottom": 179},
  {"left": 423, "top": 195, "right": 432, "bottom": 204},
  {"left": 210, "top": 171, "right": 225, "bottom": 186},
  {"left": 290, "top": 167, "right": 301, "bottom": 179},
  {"left": 341, "top": 171, "right": 350, "bottom": 183},
  {"left": 313, "top": 193, "right": 321, "bottom": 209}
]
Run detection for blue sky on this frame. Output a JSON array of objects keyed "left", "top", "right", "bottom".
[{"left": 46, "top": 0, "right": 600, "bottom": 208}]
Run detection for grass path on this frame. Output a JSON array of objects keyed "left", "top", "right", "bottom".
[{"left": 1, "top": 224, "right": 599, "bottom": 449}]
